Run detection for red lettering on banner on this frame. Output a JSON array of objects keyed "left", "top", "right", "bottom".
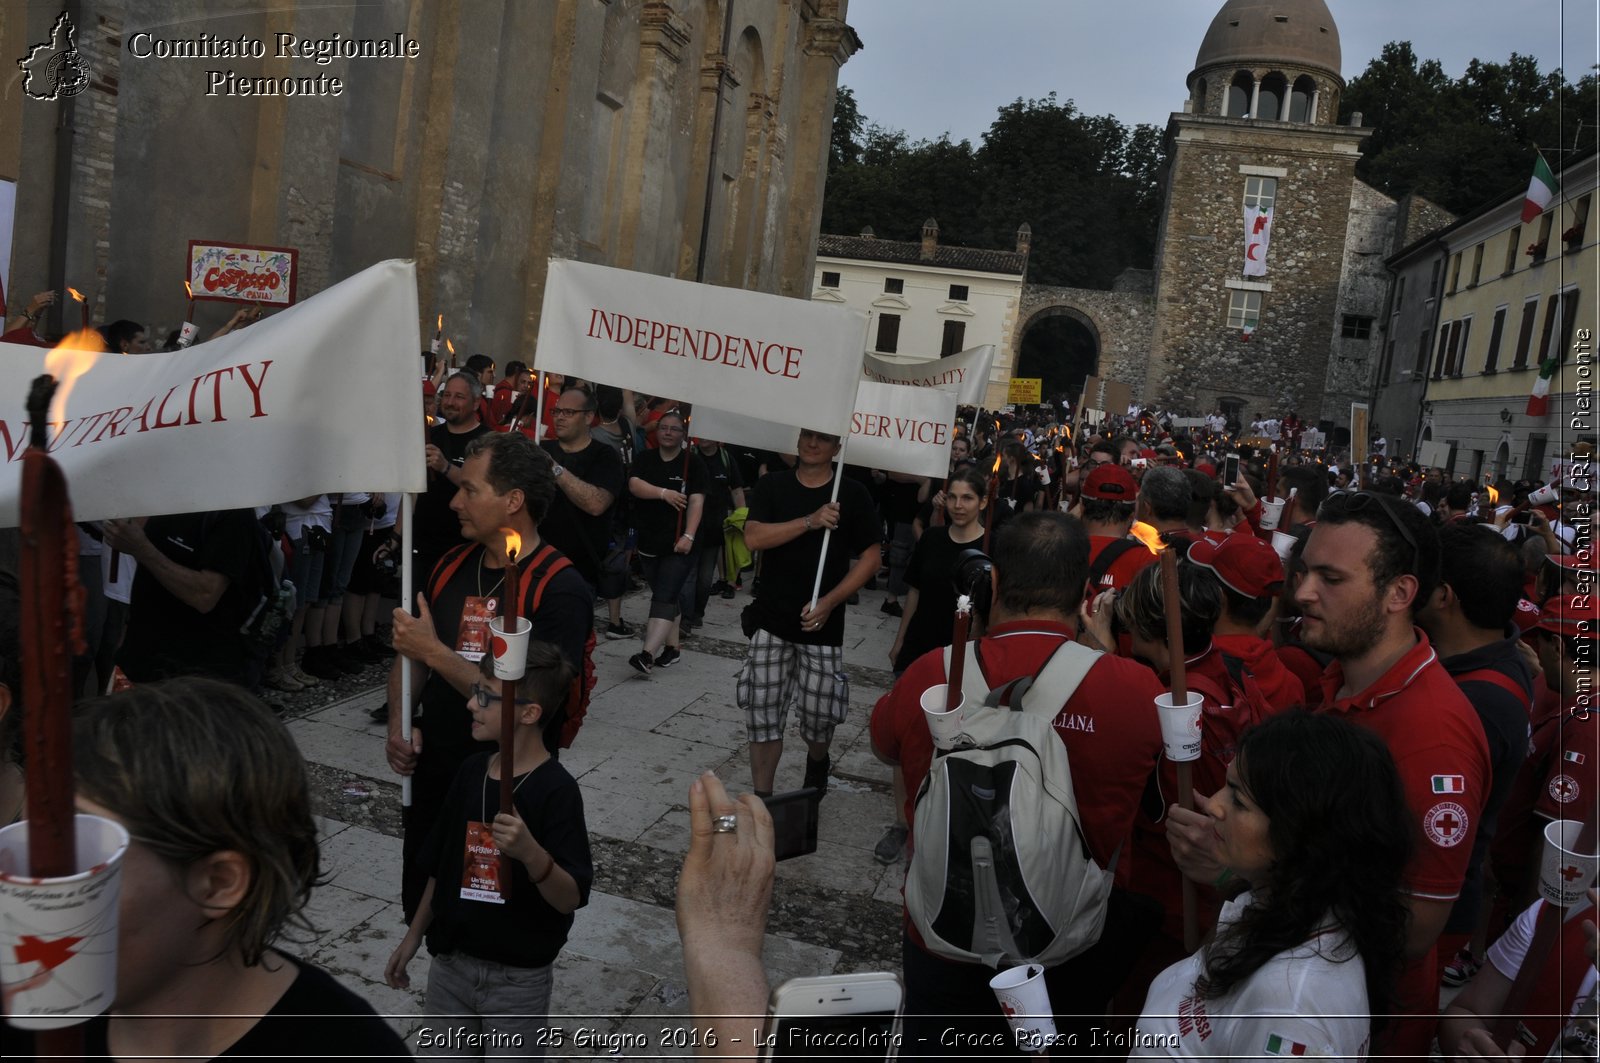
[
  {"left": 203, "top": 367, "right": 237, "bottom": 421},
  {"left": 0, "top": 420, "right": 26, "bottom": 462},
  {"left": 153, "top": 385, "right": 187, "bottom": 429},
  {"left": 202, "top": 266, "right": 280, "bottom": 294},
  {"left": 91, "top": 407, "right": 132, "bottom": 443},
  {"left": 582, "top": 309, "right": 807, "bottom": 380},
  {"left": 238, "top": 361, "right": 273, "bottom": 417},
  {"left": 186, "top": 374, "right": 204, "bottom": 425}
]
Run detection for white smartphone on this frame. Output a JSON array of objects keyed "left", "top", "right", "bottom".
[{"left": 761, "top": 972, "right": 904, "bottom": 1061}]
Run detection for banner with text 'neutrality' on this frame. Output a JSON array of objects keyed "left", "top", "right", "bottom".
[
  {"left": 693, "top": 379, "right": 957, "bottom": 479},
  {"left": 861, "top": 344, "right": 994, "bottom": 406},
  {"left": 0, "top": 259, "right": 426, "bottom": 526},
  {"left": 536, "top": 259, "right": 868, "bottom": 438}
]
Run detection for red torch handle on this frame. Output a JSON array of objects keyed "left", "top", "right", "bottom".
[{"left": 946, "top": 612, "right": 971, "bottom": 712}]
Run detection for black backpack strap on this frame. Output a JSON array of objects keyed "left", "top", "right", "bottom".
[{"left": 1087, "top": 537, "right": 1142, "bottom": 590}]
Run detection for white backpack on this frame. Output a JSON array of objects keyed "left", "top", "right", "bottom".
[{"left": 905, "top": 638, "right": 1115, "bottom": 969}]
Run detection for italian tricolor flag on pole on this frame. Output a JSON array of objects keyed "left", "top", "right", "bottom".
[
  {"left": 1522, "top": 152, "right": 1559, "bottom": 223},
  {"left": 1528, "top": 354, "right": 1560, "bottom": 417}
]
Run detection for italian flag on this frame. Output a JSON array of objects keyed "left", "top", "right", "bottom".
[
  {"left": 1528, "top": 355, "right": 1560, "bottom": 417},
  {"left": 1265, "top": 1033, "right": 1308, "bottom": 1056},
  {"left": 1432, "top": 775, "right": 1465, "bottom": 794},
  {"left": 1522, "top": 153, "right": 1560, "bottom": 223},
  {"left": 1566, "top": 750, "right": 1586, "bottom": 765}
]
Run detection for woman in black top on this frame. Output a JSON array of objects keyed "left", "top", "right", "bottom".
[
  {"left": 889, "top": 465, "right": 989, "bottom": 675},
  {"left": 625, "top": 409, "right": 707, "bottom": 675}
]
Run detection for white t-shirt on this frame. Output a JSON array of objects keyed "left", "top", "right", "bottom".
[
  {"left": 1485, "top": 897, "right": 1597, "bottom": 1053},
  {"left": 281, "top": 495, "right": 332, "bottom": 538},
  {"left": 1133, "top": 891, "right": 1371, "bottom": 1060}
]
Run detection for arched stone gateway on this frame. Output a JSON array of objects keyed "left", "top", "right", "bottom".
[{"left": 1012, "top": 281, "right": 1156, "bottom": 406}]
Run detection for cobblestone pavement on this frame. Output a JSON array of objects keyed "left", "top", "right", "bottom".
[{"left": 277, "top": 578, "right": 908, "bottom": 1056}]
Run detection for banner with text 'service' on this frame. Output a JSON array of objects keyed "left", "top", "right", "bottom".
[
  {"left": 693, "top": 379, "right": 957, "bottom": 480},
  {"left": 535, "top": 259, "right": 868, "bottom": 438},
  {"left": 0, "top": 259, "right": 426, "bottom": 526},
  {"left": 862, "top": 344, "right": 994, "bottom": 406}
]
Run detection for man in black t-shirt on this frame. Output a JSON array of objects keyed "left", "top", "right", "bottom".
[
  {"left": 105, "top": 509, "right": 260, "bottom": 684},
  {"left": 415, "top": 372, "right": 492, "bottom": 583},
  {"left": 739, "top": 428, "right": 881, "bottom": 797},
  {"left": 386, "top": 433, "right": 594, "bottom": 920},
  {"left": 681, "top": 436, "right": 745, "bottom": 629},
  {"left": 540, "top": 385, "right": 625, "bottom": 591}
]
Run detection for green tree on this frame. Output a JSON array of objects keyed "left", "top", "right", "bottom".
[{"left": 1342, "top": 43, "right": 1597, "bottom": 212}]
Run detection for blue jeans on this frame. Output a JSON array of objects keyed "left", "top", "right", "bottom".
[{"left": 421, "top": 949, "right": 554, "bottom": 1059}]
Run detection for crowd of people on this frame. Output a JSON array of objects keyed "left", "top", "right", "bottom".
[{"left": 3, "top": 288, "right": 1597, "bottom": 1060}]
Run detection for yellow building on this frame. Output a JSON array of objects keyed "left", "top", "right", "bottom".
[{"left": 1415, "top": 153, "right": 1596, "bottom": 482}]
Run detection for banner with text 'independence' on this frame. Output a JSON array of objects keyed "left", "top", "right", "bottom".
[
  {"left": 536, "top": 259, "right": 867, "bottom": 437},
  {"left": 0, "top": 259, "right": 426, "bottom": 526},
  {"left": 693, "top": 379, "right": 957, "bottom": 479},
  {"left": 861, "top": 345, "right": 994, "bottom": 406}
]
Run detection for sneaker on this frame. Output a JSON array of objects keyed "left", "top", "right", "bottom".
[
  {"left": 368, "top": 702, "right": 390, "bottom": 724},
  {"left": 873, "top": 824, "right": 908, "bottom": 865},
  {"left": 803, "top": 754, "right": 831, "bottom": 796},
  {"left": 1441, "top": 948, "right": 1482, "bottom": 988},
  {"left": 655, "top": 646, "right": 681, "bottom": 668},
  {"left": 628, "top": 651, "right": 654, "bottom": 676},
  {"left": 720, "top": 584, "right": 736, "bottom": 599},
  {"left": 881, "top": 600, "right": 903, "bottom": 618},
  {"left": 359, "top": 634, "right": 395, "bottom": 659},
  {"left": 300, "top": 646, "right": 344, "bottom": 682},
  {"left": 333, "top": 648, "right": 368, "bottom": 675},
  {"left": 263, "top": 665, "right": 305, "bottom": 693},
  {"left": 605, "top": 621, "right": 634, "bottom": 640},
  {"left": 289, "top": 662, "right": 321, "bottom": 688}
]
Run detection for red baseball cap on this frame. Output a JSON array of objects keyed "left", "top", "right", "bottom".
[
  {"left": 1537, "top": 595, "right": 1599, "bottom": 638},
  {"left": 1187, "top": 533, "right": 1285, "bottom": 599},
  {"left": 1545, "top": 552, "right": 1599, "bottom": 572},
  {"left": 1511, "top": 597, "right": 1542, "bottom": 633},
  {"left": 1082, "top": 463, "right": 1139, "bottom": 501}
]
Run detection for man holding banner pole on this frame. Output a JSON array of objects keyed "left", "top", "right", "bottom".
[{"left": 739, "top": 428, "right": 881, "bottom": 799}]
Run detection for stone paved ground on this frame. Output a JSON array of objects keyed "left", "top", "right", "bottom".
[{"left": 276, "top": 577, "right": 908, "bottom": 1058}]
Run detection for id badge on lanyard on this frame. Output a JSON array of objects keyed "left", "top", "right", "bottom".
[
  {"left": 460, "top": 820, "right": 506, "bottom": 904},
  {"left": 455, "top": 595, "right": 498, "bottom": 661}
]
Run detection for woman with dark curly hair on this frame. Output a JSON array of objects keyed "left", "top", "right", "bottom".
[{"left": 1132, "top": 710, "right": 1413, "bottom": 1058}]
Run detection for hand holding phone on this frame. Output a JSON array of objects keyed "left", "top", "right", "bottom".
[{"left": 764, "top": 973, "right": 904, "bottom": 1060}]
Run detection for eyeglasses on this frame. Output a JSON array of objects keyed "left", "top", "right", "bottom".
[
  {"left": 552, "top": 407, "right": 591, "bottom": 417},
  {"left": 470, "top": 682, "right": 536, "bottom": 709},
  {"left": 1340, "top": 491, "right": 1420, "bottom": 573}
]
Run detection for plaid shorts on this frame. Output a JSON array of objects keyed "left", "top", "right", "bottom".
[{"left": 736, "top": 629, "right": 850, "bottom": 744}]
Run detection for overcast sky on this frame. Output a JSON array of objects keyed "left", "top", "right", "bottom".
[{"left": 839, "top": 0, "right": 1599, "bottom": 142}]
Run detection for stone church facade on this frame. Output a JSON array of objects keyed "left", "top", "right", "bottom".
[{"left": 0, "top": 0, "right": 857, "bottom": 358}]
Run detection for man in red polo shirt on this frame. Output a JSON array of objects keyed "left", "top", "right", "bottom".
[
  {"left": 1167, "top": 489, "right": 1490, "bottom": 1057},
  {"left": 870, "top": 512, "right": 1164, "bottom": 1051},
  {"left": 1080, "top": 463, "right": 1158, "bottom": 593}
]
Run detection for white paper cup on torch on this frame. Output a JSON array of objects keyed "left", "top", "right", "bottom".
[
  {"left": 1529, "top": 482, "right": 1561, "bottom": 507},
  {"left": 1155, "top": 691, "right": 1205, "bottom": 762},
  {"left": 989, "top": 963, "right": 1057, "bottom": 1051},
  {"left": 1270, "top": 530, "right": 1298, "bottom": 561},
  {"left": 489, "top": 616, "right": 533, "bottom": 680},
  {"left": 176, "top": 321, "right": 200, "bottom": 348},
  {"left": 1539, "top": 819, "right": 1600, "bottom": 908},
  {"left": 1257, "top": 496, "right": 1288, "bottom": 530},
  {"left": 0, "top": 814, "right": 130, "bottom": 1029},
  {"left": 920, "top": 683, "right": 966, "bottom": 750}
]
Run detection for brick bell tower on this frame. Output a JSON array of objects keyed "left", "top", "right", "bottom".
[{"left": 1144, "top": 0, "right": 1372, "bottom": 423}]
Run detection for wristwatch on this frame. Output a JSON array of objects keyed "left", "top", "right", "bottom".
[{"left": 553, "top": 464, "right": 565, "bottom": 479}]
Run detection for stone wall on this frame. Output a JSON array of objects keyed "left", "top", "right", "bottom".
[
  {"left": 1145, "top": 114, "right": 1369, "bottom": 420},
  {"left": 1015, "top": 283, "right": 1156, "bottom": 399},
  {"left": 1321, "top": 179, "right": 1397, "bottom": 420},
  {"left": 3, "top": 0, "right": 855, "bottom": 359}
]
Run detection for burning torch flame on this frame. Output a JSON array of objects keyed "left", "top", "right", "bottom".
[
  {"left": 503, "top": 528, "right": 521, "bottom": 562},
  {"left": 45, "top": 329, "right": 108, "bottom": 425},
  {"left": 1130, "top": 521, "right": 1165, "bottom": 555},
  {"left": 1486, "top": 484, "right": 1500, "bottom": 505},
  {"left": 67, "top": 287, "right": 85, "bottom": 306},
  {"left": 445, "top": 339, "right": 456, "bottom": 356},
  {"left": 992, "top": 454, "right": 1002, "bottom": 475},
  {"left": 437, "top": 314, "right": 443, "bottom": 331},
  {"left": 184, "top": 280, "right": 194, "bottom": 300}
]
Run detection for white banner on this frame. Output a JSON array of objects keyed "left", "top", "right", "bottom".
[
  {"left": 862, "top": 344, "right": 995, "bottom": 406},
  {"left": 1244, "top": 207, "right": 1273, "bottom": 277},
  {"left": 693, "top": 379, "right": 957, "bottom": 479},
  {"left": 535, "top": 259, "right": 867, "bottom": 437},
  {"left": 0, "top": 259, "right": 426, "bottom": 525}
]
